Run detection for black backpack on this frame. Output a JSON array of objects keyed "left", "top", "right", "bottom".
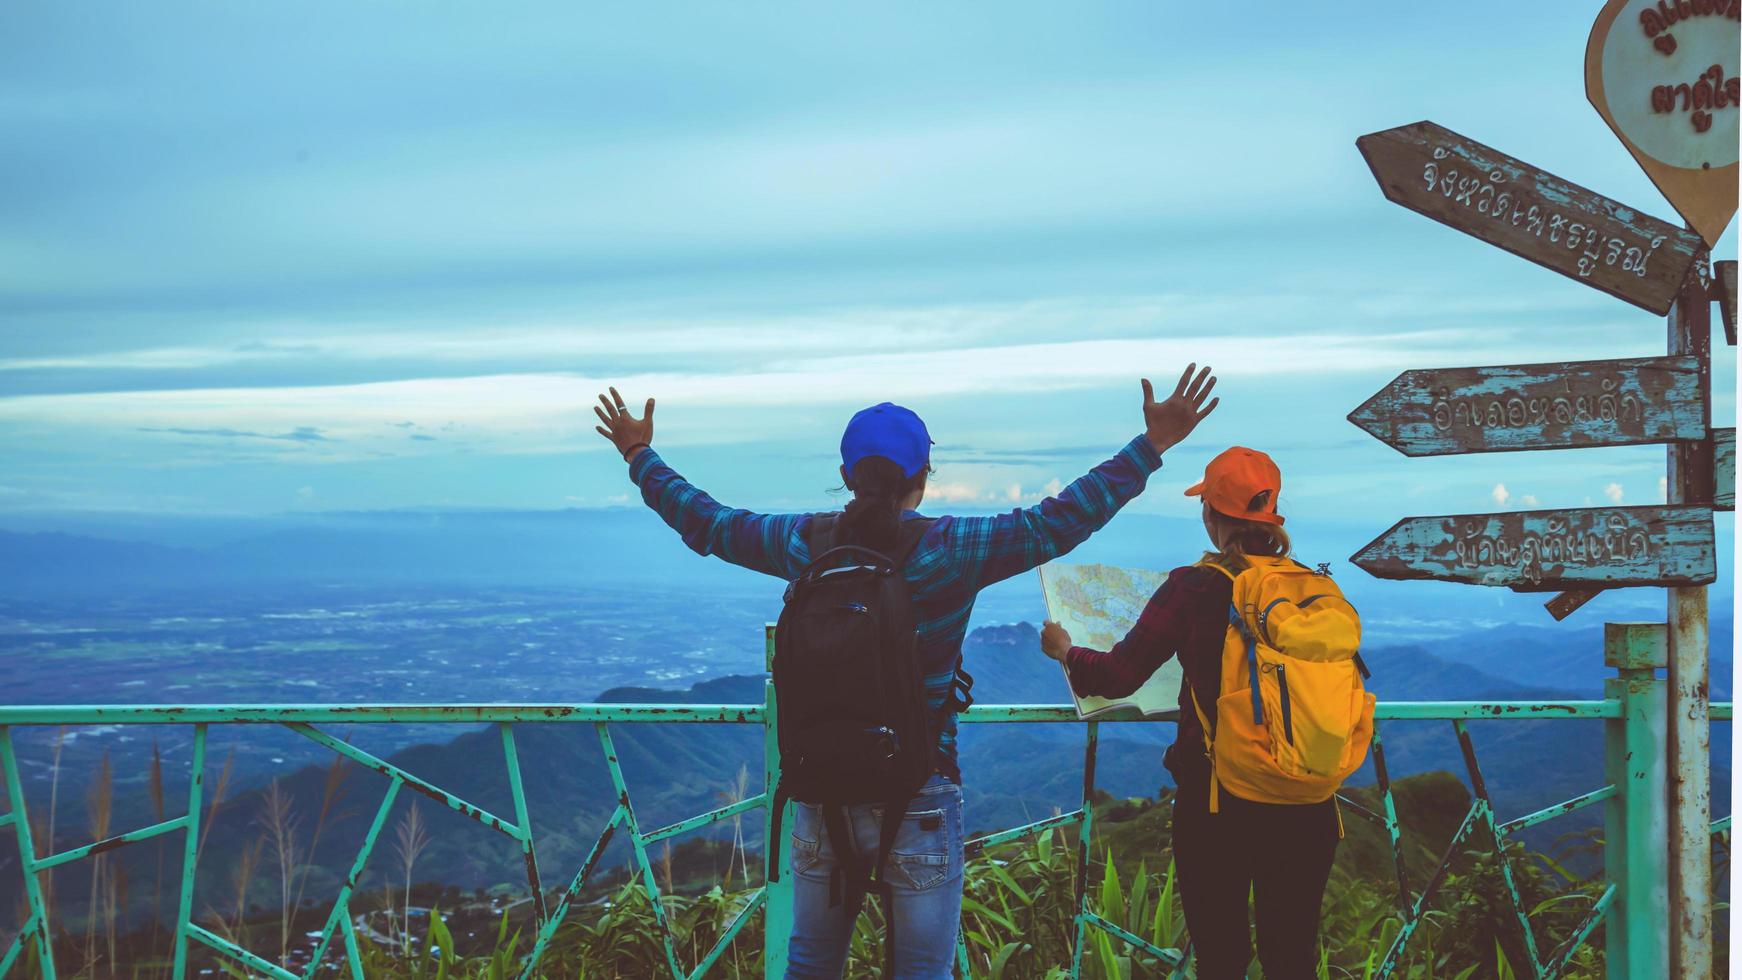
[{"left": 767, "top": 514, "right": 972, "bottom": 928}]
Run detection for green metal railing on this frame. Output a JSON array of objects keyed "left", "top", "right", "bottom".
[{"left": 0, "top": 641, "right": 1730, "bottom": 978}]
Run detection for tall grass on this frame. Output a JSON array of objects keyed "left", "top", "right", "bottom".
[
  {"left": 257, "top": 779, "right": 304, "bottom": 966},
  {"left": 392, "top": 801, "right": 429, "bottom": 952},
  {"left": 2, "top": 750, "right": 1637, "bottom": 979},
  {"left": 196, "top": 750, "right": 235, "bottom": 862},
  {"left": 40, "top": 726, "right": 67, "bottom": 914},
  {"left": 290, "top": 753, "right": 353, "bottom": 921},
  {"left": 717, "top": 763, "right": 751, "bottom": 889}
]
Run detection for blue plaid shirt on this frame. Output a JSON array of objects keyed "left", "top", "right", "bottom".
[{"left": 628, "top": 435, "right": 1164, "bottom": 779}]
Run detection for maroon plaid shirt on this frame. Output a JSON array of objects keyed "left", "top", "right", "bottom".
[{"left": 1063, "top": 563, "right": 1231, "bottom": 780}]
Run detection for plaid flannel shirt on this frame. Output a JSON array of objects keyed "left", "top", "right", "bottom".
[{"left": 627, "top": 435, "right": 1164, "bottom": 780}]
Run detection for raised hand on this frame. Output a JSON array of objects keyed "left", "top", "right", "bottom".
[
  {"left": 593, "top": 387, "right": 655, "bottom": 461},
  {"left": 1141, "top": 364, "right": 1218, "bottom": 455}
]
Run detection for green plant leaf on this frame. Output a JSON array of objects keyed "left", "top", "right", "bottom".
[
  {"left": 988, "top": 862, "right": 1034, "bottom": 907},
  {"left": 962, "top": 897, "right": 1019, "bottom": 933}
]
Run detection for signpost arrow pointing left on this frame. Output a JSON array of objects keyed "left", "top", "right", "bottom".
[
  {"left": 1358, "top": 121, "right": 1706, "bottom": 314},
  {"left": 1350, "top": 504, "right": 1716, "bottom": 590},
  {"left": 1349, "top": 355, "right": 1706, "bottom": 457}
]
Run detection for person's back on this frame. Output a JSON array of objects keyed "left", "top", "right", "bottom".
[
  {"left": 591, "top": 367, "right": 1219, "bottom": 979},
  {"left": 1040, "top": 446, "right": 1371, "bottom": 980}
]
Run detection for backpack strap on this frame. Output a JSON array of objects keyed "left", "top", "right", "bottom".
[
  {"left": 1230, "top": 604, "right": 1264, "bottom": 726},
  {"left": 1186, "top": 684, "right": 1224, "bottom": 813},
  {"left": 820, "top": 804, "right": 867, "bottom": 910},
  {"left": 765, "top": 779, "right": 791, "bottom": 883}
]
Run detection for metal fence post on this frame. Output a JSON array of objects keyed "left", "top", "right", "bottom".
[
  {"left": 1, "top": 727, "right": 55, "bottom": 979},
  {"left": 762, "top": 626, "right": 792, "bottom": 979},
  {"left": 171, "top": 723, "right": 207, "bottom": 980},
  {"left": 1603, "top": 623, "right": 1669, "bottom": 979},
  {"left": 1070, "top": 721, "right": 1098, "bottom": 980}
]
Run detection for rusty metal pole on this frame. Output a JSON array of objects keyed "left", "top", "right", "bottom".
[{"left": 1666, "top": 252, "right": 1714, "bottom": 978}]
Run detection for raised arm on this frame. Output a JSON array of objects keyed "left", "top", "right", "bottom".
[
  {"left": 948, "top": 365, "right": 1220, "bottom": 589},
  {"left": 594, "top": 388, "right": 808, "bottom": 580}
]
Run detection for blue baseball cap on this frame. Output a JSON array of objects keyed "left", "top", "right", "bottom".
[{"left": 840, "top": 403, "right": 932, "bottom": 478}]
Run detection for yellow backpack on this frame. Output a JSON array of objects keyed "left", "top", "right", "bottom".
[{"left": 1191, "top": 555, "right": 1374, "bottom": 813}]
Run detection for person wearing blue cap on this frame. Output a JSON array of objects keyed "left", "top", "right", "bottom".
[{"left": 594, "top": 366, "right": 1219, "bottom": 979}]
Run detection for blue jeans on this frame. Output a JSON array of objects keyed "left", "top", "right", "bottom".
[{"left": 784, "top": 775, "right": 964, "bottom": 979}]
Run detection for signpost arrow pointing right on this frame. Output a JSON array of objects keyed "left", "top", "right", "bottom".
[
  {"left": 1349, "top": 355, "right": 1706, "bottom": 456},
  {"left": 1350, "top": 504, "right": 1716, "bottom": 590}
]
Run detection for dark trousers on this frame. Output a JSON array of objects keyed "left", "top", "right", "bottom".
[{"left": 1170, "top": 769, "right": 1340, "bottom": 980}]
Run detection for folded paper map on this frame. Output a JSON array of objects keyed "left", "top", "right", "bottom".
[{"left": 1038, "top": 562, "right": 1182, "bottom": 720}]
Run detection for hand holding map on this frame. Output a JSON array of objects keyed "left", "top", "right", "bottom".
[
  {"left": 1039, "top": 620, "right": 1071, "bottom": 661},
  {"left": 1038, "top": 563, "right": 1182, "bottom": 720}
]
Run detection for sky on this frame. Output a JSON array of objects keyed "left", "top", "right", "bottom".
[{"left": 1, "top": 1, "right": 1737, "bottom": 535}]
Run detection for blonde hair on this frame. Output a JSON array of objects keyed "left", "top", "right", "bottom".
[{"left": 1202, "top": 501, "right": 1291, "bottom": 570}]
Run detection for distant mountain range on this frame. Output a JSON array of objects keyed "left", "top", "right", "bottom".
[{"left": 3, "top": 506, "right": 1726, "bottom": 633}]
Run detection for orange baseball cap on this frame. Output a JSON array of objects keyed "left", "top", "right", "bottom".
[{"left": 1184, "top": 447, "right": 1284, "bottom": 526}]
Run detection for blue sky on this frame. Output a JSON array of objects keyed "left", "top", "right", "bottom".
[{"left": 1, "top": 1, "right": 1735, "bottom": 533}]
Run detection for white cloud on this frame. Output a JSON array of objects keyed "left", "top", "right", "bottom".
[
  {"left": 1491, "top": 483, "right": 1510, "bottom": 507},
  {"left": 924, "top": 481, "right": 989, "bottom": 504},
  {"left": 1519, "top": 494, "right": 1539, "bottom": 507},
  {"left": 1604, "top": 482, "right": 1624, "bottom": 504},
  {"left": 0, "top": 326, "right": 1573, "bottom": 457}
]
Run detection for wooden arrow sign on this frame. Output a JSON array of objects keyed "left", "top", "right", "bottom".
[
  {"left": 1357, "top": 121, "right": 1706, "bottom": 314},
  {"left": 1349, "top": 355, "right": 1706, "bottom": 456},
  {"left": 1351, "top": 505, "right": 1716, "bottom": 589}
]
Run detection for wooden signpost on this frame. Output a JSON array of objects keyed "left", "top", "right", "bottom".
[
  {"left": 1348, "top": 355, "right": 1705, "bottom": 456},
  {"left": 1353, "top": 8, "right": 1735, "bottom": 977},
  {"left": 1350, "top": 118, "right": 1730, "bottom": 619},
  {"left": 1356, "top": 121, "right": 1706, "bottom": 314},
  {"left": 1350, "top": 505, "right": 1716, "bottom": 590}
]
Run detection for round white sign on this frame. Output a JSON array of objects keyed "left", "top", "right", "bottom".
[{"left": 1599, "top": 0, "right": 1740, "bottom": 170}]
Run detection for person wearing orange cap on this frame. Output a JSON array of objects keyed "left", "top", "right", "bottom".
[{"left": 1040, "top": 447, "right": 1340, "bottom": 980}]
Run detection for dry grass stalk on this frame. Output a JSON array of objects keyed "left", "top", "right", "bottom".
[
  {"left": 257, "top": 779, "right": 304, "bottom": 966},
  {"left": 717, "top": 764, "right": 751, "bottom": 888},
  {"left": 392, "top": 802, "right": 429, "bottom": 951},
  {"left": 227, "top": 836, "right": 265, "bottom": 941},
  {"left": 197, "top": 750, "right": 235, "bottom": 862},
  {"left": 290, "top": 753, "right": 353, "bottom": 927},
  {"left": 41, "top": 726, "right": 67, "bottom": 910}
]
